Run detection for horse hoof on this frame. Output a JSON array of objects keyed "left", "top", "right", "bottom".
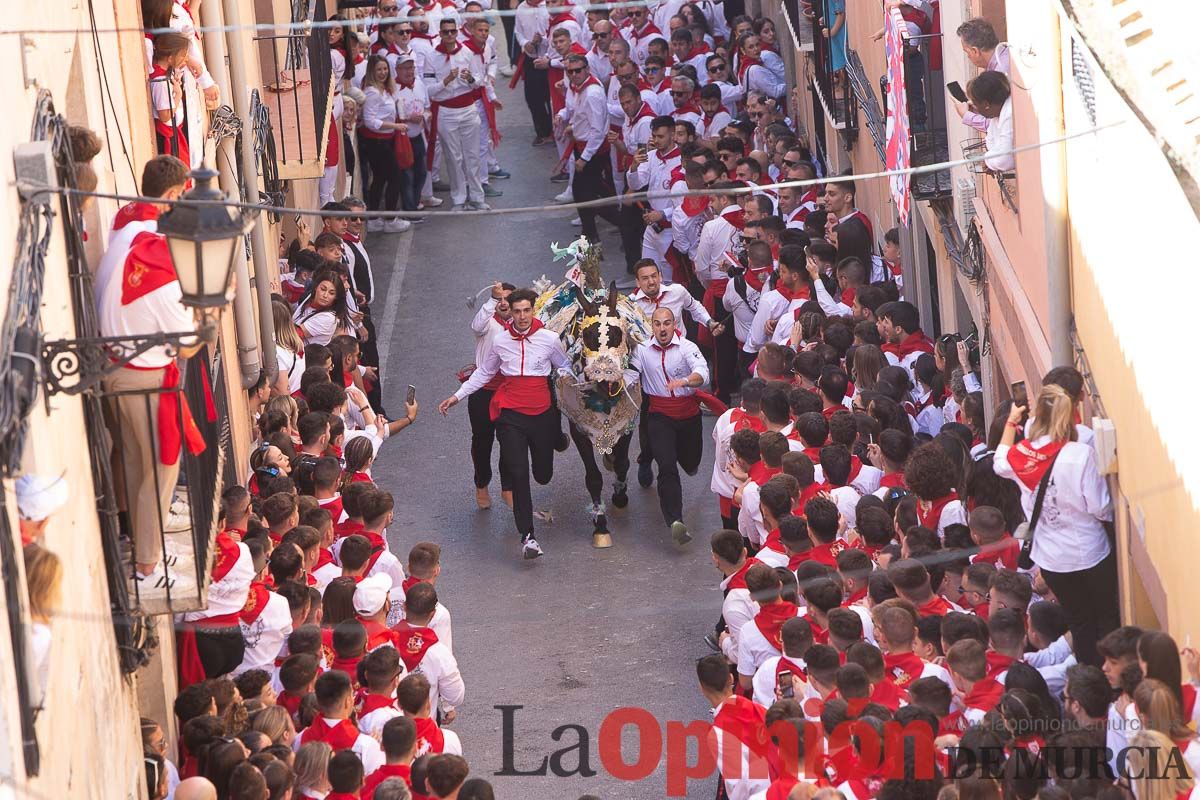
[
  {"left": 593, "top": 532, "right": 613, "bottom": 548},
  {"left": 611, "top": 488, "right": 628, "bottom": 509}
]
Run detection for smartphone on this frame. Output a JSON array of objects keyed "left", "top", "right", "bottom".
[
  {"left": 407, "top": 385, "right": 417, "bottom": 405},
  {"left": 1010, "top": 380, "right": 1028, "bottom": 407},
  {"left": 947, "top": 81, "right": 968, "bottom": 103},
  {"left": 778, "top": 670, "right": 794, "bottom": 699},
  {"left": 637, "top": 144, "right": 648, "bottom": 156},
  {"left": 294, "top": 213, "right": 302, "bottom": 226}
]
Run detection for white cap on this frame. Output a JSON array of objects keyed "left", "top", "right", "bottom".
[
  {"left": 397, "top": 53, "right": 416, "bottom": 67},
  {"left": 353, "top": 573, "right": 392, "bottom": 616},
  {"left": 15, "top": 474, "right": 69, "bottom": 521}
]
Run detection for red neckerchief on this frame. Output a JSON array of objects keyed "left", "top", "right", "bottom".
[
  {"left": 1006, "top": 439, "right": 1066, "bottom": 490},
  {"left": 239, "top": 581, "right": 271, "bottom": 624},
  {"left": 761, "top": 526, "right": 784, "bottom": 554},
  {"left": 686, "top": 43, "right": 711, "bottom": 60},
  {"left": 809, "top": 541, "right": 844, "bottom": 567},
  {"left": 974, "top": 535, "right": 1020, "bottom": 571},
  {"left": 121, "top": 232, "right": 178, "bottom": 305},
  {"left": 402, "top": 575, "right": 424, "bottom": 594},
  {"left": 713, "top": 695, "right": 772, "bottom": 763},
  {"left": 342, "top": 231, "right": 361, "bottom": 245},
  {"left": 658, "top": 145, "right": 681, "bottom": 162},
  {"left": 414, "top": 716, "right": 446, "bottom": 756},
  {"left": 879, "top": 472, "right": 906, "bottom": 489},
  {"left": 737, "top": 54, "right": 762, "bottom": 81},
  {"left": 278, "top": 690, "right": 305, "bottom": 720},
  {"left": 882, "top": 329, "right": 935, "bottom": 358},
  {"left": 803, "top": 614, "right": 829, "bottom": 644},
  {"left": 335, "top": 519, "right": 365, "bottom": 539},
  {"left": 847, "top": 457, "right": 864, "bottom": 485},
  {"left": 630, "top": 20, "right": 662, "bottom": 40},
  {"left": 985, "top": 650, "right": 1017, "bottom": 680},
  {"left": 747, "top": 461, "right": 781, "bottom": 485},
  {"left": 962, "top": 677, "right": 1005, "bottom": 711},
  {"left": 730, "top": 407, "right": 766, "bottom": 433},
  {"left": 357, "top": 692, "right": 398, "bottom": 717},
  {"left": 916, "top": 595, "right": 954, "bottom": 617},
  {"left": 509, "top": 318, "right": 544, "bottom": 340},
  {"left": 362, "top": 765, "right": 412, "bottom": 799},
  {"left": 883, "top": 651, "right": 926, "bottom": 689},
  {"left": 745, "top": 265, "right": 771, "bottom": 292},
  {"left": 112, "top": 202, "right": 160, "bottom": 231},
  {"left": 720, "top": 205, "right": 746, "bottom": 230},
  {"left": 702, "top": 105, "right": 729, "bottom": 125},
  {"left": 548, "top": 10, "right": 576, "bottom": 27},
  {"left": 973, "top": 600, "right": 991, "bottom": 619},
  {"left": 568, "top": 74, "right": 602, "bottom": 97},
  {"left": 775, "top": 282, "right": 810, "bottom": 303},
  {"left": 672, "top": 100, "right": 702, "bottom": 117},
  {"left": 801, "top": 445, "right": 823, "bottom": 462},
  {"left": 330, "top": 654, "right": 362, "bottom": 679},
  {"left": 776, "top": 656, "right": 807, "bottom": 683},
  {"left": 723, "top": 557, "right": 759, "bottom": 591},
  {"left": 371, "top": 40, "right": 402, "bottom": 56},
  {"left": 434, "top": 40, "right": 461, "bottom": 56},
  {"left": 211, "top": 531, "right": 242, "bottom": 582},
  {"left": 869, "top": 678, "right": 905, "bottom": 711},
  {"left": 628, "top": 101, "right": 658, "bottom": 126},
  {"left": 304, "top": 717, "right": 359, "bottom": 751},
  {"left": 917, "top": 492, "right": 958, "bottom": 531},
  {"left": 799, "top": 482, "right": 829, "bottom": 509},
  {"left": 753, "top": 600, "right": 800, "bottom": 650},
  {"left": 359, "top": 617, "right": 398, "bottom": 651},
  {"left": 391, "top": 620, "right": 440, "bottom": 671}
]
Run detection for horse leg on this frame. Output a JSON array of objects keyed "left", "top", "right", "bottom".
[
  {"left": 569, "top": 423, "right": 612, "bottom": 547},
  {"left": 610, "top": 431, "right": 633, "bottom": 509}
]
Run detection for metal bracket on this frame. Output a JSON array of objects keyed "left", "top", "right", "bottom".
[{"left": 41, "top": 325, "right": 217, "bottom": 397}]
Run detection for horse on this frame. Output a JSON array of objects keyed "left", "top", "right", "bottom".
[{"left": 536, "top": 275, "right": 646, "bottom": 548}]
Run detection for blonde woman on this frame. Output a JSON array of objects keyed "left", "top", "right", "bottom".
[
  {"left": 1125, "top": 729, "right": 1195, "bottom": 800},
  {"left": 273, "top": 299, "right": 306, "bottom": 396},
  {"left": 360, "top": 54, "right": 406, "bottom": 232},
  {"left": 995, "top": 383, "right": 1116, "bottom": 666},
  {"left": 851, "top": 344, "right": 884, "bottom": 396},
  {"left": 250, "top": 704, "right": 297, "bottom": 747},
  {"left": 294, "top": 741, "right": 333, "bottom": 799},
  {"left": 1134, "top": 679, "right": 1200, "bottom": 774},
  {"left": 24, "top": 544, "right": 62, "bottom": 708}
]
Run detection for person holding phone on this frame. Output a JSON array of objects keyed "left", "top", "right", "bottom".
[
  {"left": 993, "top": 385, "right": 1117, "bottom": 667},
  {"left": 954, "top": 18, "right": 1010, "bottom": 132}
]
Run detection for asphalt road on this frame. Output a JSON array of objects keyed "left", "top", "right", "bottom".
[{"left": 366, "top": 83, "right": 730, "bottom": 799}]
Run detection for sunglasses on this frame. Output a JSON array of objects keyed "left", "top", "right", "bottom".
[
  {"left": 348, "top": 217, "right": 364, "bottom": 223},
  {"left": 670, "top": 89, "right": 690, "bottom": 96},
  {"left": 397, "top": 28, "right": 413, "bottom": 34},
  {"left": 595, "top": 31, "right": 611, "bottom": 37},
  {"left": 645, "top": 66, "right": 662, "bottom": 73},
  {"left": 749, "top": 111, "right": 764, "bottom": 119},
  {"left": 566, "top": 67, "right": 586, "bottom": 74},
  {"left": 440, "top": 27, "right": 457, "bottom": 34},
  {"left": 708, "top": 63, "right": 727, "bottom": 72},
  {"left": 783, "top": 158, "right": 801, "bottom": 167}
]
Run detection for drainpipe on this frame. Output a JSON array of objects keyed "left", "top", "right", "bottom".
[
  {"left": 200, "top": 0, "right": 262, "bottom": 389},
  {"left": 1039, "top": 15, "right": 1073, "bottom": 367},
  {"left": 222, "top": 0, "right": 279, "bottom": 384}
]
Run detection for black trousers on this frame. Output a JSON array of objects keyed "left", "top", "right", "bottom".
[
  {"left": 468, "top": 388, "right": 510, "bottom": 491},
  {"left": 358, "top": 307, "right": 384, "bottom": 412},
  {"left": 714, "top": 323, "right": 741, "bottom": 403},
  {"left": 569, "top": 423, "right": 632, "bottom": 502},
  {"left": 646, "top": 412, "right": 704, "bottom": 525},
  {"left": 496, "top": 407, "right": 560, "bottom": 538},
  {"left": 497, "top": 0, "right": 517, "bottom": 67},
  {"left": 362, "top": 136, "right": 402, "bottom": 212},
  {"left": 619, "top": 203, "right": 647, "bottom": 273},
  {"left": 1040, "top": 549, "right": 1120, "bottom": 667},
  {"left": 357, "top": 130, "right": 373, "bottom": 191},
  {"left": 523, "top": 65, "right": 553, "bottom": 138},
  {"left": 193, "top": 625, "right": 245, "bottom": 679},
  {"left": 571, "top": 153, "right": 622, "bottom": 246}
]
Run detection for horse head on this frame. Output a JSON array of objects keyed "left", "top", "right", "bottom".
[{"left": 576, "top": 281, "right": 628, "bottom": 385}]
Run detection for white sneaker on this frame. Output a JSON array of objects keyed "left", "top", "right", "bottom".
[
  {"left": 570, "top": 216, "right": 582, "bottom": 226},
  {"left": 499, "top": 65, "right": 515, "bottom": 77},
  {"left": 134, "top": 564, "right": 176, "bottom": 590},
  {"left": 555, "top": 188, "right": 574, "bottom": 204},
  {"left": 166, "top": 511, "right": 191, "bottom": 533},
  {"left": 522, "top": 534, "right": 544, "bottom": 559},
  {"left": 367, "top": 218, "right": 385, "bottom": 232},
  {"left": 170, "top": 497, "right": 190, "bottom": 515},
  {"left": 466, "top": 201, "right": 492, "bottom": 211},
  {"left": 421, "top": 196, "right": 444, "bottom": 207},
  {"left": 384, "top": 218, "right": 412, "bottom": 233}
]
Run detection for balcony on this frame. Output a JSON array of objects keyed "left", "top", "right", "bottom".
[
  {"left": 255, "top": 0, "right": 335, "bottom": 180},
  {"left": 807, "top": 11, "right": 858, "bottom": 145},
  {"left": 780, "top": 0, "right": 814, "bottom": 53},
  {"left": 846, "top": 48, "right": 884, "bottom": 160}
]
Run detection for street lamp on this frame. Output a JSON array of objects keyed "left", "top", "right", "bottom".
[{"left": 157, "top": 166, "right": 255, "bottom": 309}]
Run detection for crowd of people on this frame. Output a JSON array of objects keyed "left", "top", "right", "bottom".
[{"left": 63, "top": 1, "right": 1196, "bottom": 799}]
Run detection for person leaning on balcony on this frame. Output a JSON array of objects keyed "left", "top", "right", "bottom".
[
  {"left": 993, "top": 385, "right": 1118, "bottom": 668},
  {"left": 955, "top": 17, "right": 1010, "bottom": 133},
  {"left": 967, "top": 71, "right": 1014, "bottom": 173}
]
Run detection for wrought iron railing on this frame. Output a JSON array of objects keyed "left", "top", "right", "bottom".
[
  {"left": 808, "top": 5, "right": 858, "bottom": 143},
  {"left": 256, "top": 0, "right": 332, "bottom": 169}
]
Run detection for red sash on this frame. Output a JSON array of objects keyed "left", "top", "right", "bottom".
[
  {"left": 753, "top": 601, "right": 800, "bottom": 650},
  {"left": 489, "top": 375, "right": 551, "bottom": 421},
  {"left": 648, "top": 394, "right": 701, "bottom": 420},
  {"left": 304, "top": 717, "right": 360, "bottom": 752},
  {"left": 391, "top": 621, "right": 439, "bottom": 671},
  {"left": 1006, "top": 439, "right": 1066, "bottom": 490}
]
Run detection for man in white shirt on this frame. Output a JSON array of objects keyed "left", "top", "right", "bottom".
[
  {"left": 294, "top": 670, "right": 385, "bottom": 774},
  {"left": 99, "top": 229, "right": 203, "bottom": 586},
  {"left": 461, "top": 13, "right": 506, "bottom": 200},
  {"left": 235, "top": 580, "right": 294, "bottom": 676},
  {"left": 955, "top": 17, "right": 1010, "bottom": 132},
  {"left": 467, "top": 282, "right": 515, "bottom": 509},
  {"left": 626, "top": 116, "right": 681, "bottom": 278},
  {"left": 710, "top": 379, "right": 766, "bottom": 528},
  {"left": 514, "top": 0, "right": 553, "bottom": 143},
  {"left": 425, "top": 18, "right": 487, "bottom": 210},
  {"left": 752, "top": 616, "right": 813, "bottom": 709},
  {"left": 439, "top": 289, "right": 571, "bottom": 558},
  {"left": 557, "top": 55, "right": 624, "bottom": 247},
  {"left": 392, "top": 583, "right": 466, "bottom": 719},
  {"left": 745, "top": 245, "right": 808, "bottom": 354},
  {"left": 712, "top": 530, "right": 759, "bottom": 662},
  {"left": 629, "top": 307, "right": 710, "bottom": 545},
  {"left": 967, "top": 71, "right": 1014, "bottom": 172}
]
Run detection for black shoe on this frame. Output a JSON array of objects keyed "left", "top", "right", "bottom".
[
  {"left": 522, "top": 534, "right": 544, "bottom": 559},
  {"left": 703, "top": 633, "right": 720, "bottom": 652},
  {"left": 611, "top": 481, "right": 628, "bottom": 509},
  {"left": 555, "top": 431, "right": 571, "bottom": 452},
  {"left": 550, "top": 172, "right": 569, "bottom": 183},
  {"left": 637, "top": 461, "right": 653, "bottom": 488}
]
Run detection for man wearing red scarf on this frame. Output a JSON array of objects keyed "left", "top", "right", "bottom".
[
  {"left": 631, "top": 308, "right": 711, "bottom": 546},
  {"left": 877, "top": 300, "right": 935, "bottom": 378},
  {"left": 426, "top": 18, "right": 487, "bottom": 210},
  {"left": 362, "top": 716, "right": 418, "bottom": 800},
  {"left": 295, "top": 671, "right": 385, "bottom": 773},
  {"left": 946, "top": 639, "right": 1005, "bottom": 725},
  {"left": 699, "top": 654, "right": 772, "bottom": 799},
  {"left": 356, "top": 646, "right": 405, "bottom": 740},
  {"left": 736, "top": 565, "right": 801, "bottom": 690},
  {"left": 98, "top": 226, "right": 206, "bottom": 587},
  {"left": 710, "top": 380, "right": 767, "bottom": 527},
  {"left": 746, "top": 247, "right": 811, "bottom": 353},
  {"left": 440, "top": 289, "right": 570, "bottom": 558},
  {"left": 876, "top": 607, "right": 953, "bottom": 690},
  {"left": 750, "top": 617, "right": 814, "bottom": 708},
  {"left": 398, "top": 672, "right": 464, "bottom": 757},
  {"left": 511, "top": 0, "right": 554, "bottom": 144}
]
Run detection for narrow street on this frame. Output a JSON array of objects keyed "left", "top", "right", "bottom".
[{"left": 366, "top": 87, "right": 725, "bottom": 798}]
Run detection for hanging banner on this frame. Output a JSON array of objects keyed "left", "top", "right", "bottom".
[{"left": 884, "top": 8, "right": 911, "bottom": 226}]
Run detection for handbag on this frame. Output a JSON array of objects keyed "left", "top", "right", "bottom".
[
  {"left": 1015, "top": 455, "right": 1058, "bottom": 570},
  {"left": 393, "top": 98, "right": 414, "bottom": 168}
]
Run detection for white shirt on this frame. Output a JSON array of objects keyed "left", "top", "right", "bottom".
[
  {"left": 737, "top": 612, "right": 796, "bottom": 676},
  {"left": 994, "top": 438, "right": 1112, "bottom": 572},
  {"left": 358, "top": 701, "right": 404, "bottom": 740},
  {"left": 470, "top": 298, "right": 509, "bottom": 368},
  {"left": 514, "top": 2, "right": 550, "bottom": 57},
  {"left": 362, "top": 84, "right": 401, "bottom": 133},
  {"left": 710, "top": 406, "right": 756, "bottom": 500},
  {"left": 409, "top": 640, "right": 466, "bottom": 712},
  {"left": 701, "top": 109, "right": 733, "bottom": 139},
  {"left": 746, "top": 286, "right": 804, "bottom": 352},
  {"left": 558, "top": 78, "right": 609, "bottom": 162},
  {"left": 722, "top": 280, "right": 760, "bottom": 344},
  {"left": 620, "top": 109, "right": 654, "bottom": 156},
  {"left": 1023, "top": 635, "right": 1075, "bottom": 698},
  {"left": 396, "top": 78, "right": 431, "bottom": 138},
  {"left": 629, "top": 335, "right": 710, "bottom": 398},
  {"left": 720, "top": 569, "right": 759, "bottom": 663},
  {"left": 751, "top": 654, "right": 806, "bottom": 708},
  {"left": 294, "top": 717, "right": 384, "bottom": 774},
  {"left": 708, "top": 696, "right": 773, "bottom": 800},
  {"left": 454, "top": 325, "right": 570, "bottom": 399},
  {"left": 626, "top": 146, "right": 681, "bottom": 213},
  {"left": 235, "top": 590, "right": 293, "bottom": 676},
  {"left": 425, "top": 44, "right": 484, "bottom": 106},
  {"left": 97, "top": 236, "right": 196, "bottom": 368},
  {"left": 276, "top": 346, "right": 306, "bottom": 395},
  {"left": 623, "top": 21, "right": 666, "bottom": 66},
  {"left": 740, "top": 62, "right": 785, "bottom": 100},
  {"left": 737, "top": 480, "right": 768, "bottom": 548},
  {"left": 694, "top": 208, "right": 740, "bottom": 287},
  {"left": 984, "top": 97, "right": 1015, "bottom": 171},
  {"left": 630, "top": 284, "right": 712, "bottom": 329},
  {"left": 96, "top": 213, "right": 158, "bottom": 308}
]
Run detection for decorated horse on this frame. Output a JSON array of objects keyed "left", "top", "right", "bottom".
[{"left": 533, "top": 238, "right": 649, "bottom": 548}]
